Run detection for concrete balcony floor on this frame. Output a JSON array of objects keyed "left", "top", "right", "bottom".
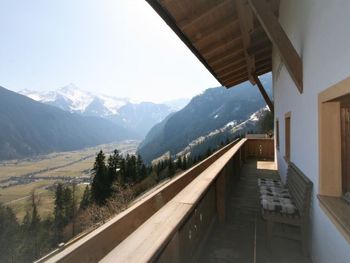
[{"left": 196, "top": 160, "right": 311, "bottom": 263}]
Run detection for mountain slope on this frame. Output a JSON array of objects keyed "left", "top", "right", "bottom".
[
  {"left": 0, "top": 87, "right": 136, "bottom": 160},
  {"left": 138, "top": 75, "right": 272, "bottom": 163},
  {"left": 108, "top": 102, "right": 173, "bottom": 138}
]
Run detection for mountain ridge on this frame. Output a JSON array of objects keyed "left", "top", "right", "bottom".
[
  {"left": 137, "top": 74, "right": 272, "bottom": 163},
  {"left": 0, "top": 86, "right": 137, "bottom": 161},
  {"left": 19, "top": 84, "right": 184, "bottom": 138}
]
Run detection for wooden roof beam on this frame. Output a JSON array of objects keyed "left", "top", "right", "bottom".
[
  {"left": 208, "top": 47, "right": 244, "bottom": 66},
  {"left": 200, "top": 32, "right": 242, "bottom": 57},
  {"left": 255, "top": 49, "right": 273, "bottom": 62},
  {"left": 220, "top": 69, "right": 248, "bottom": 83},
  {"left": 224, "top": 76, "right": 249, "bottom": 88},
  {"left": 214, "top": 58, "right": 246, "bottom": 74},
  {"left": 247, "top": 40, "right": 272, "bottom": 56},
  {"left": 256, "top": 65, "right": 272, "bottom": 75},
  {"left": 217, "top": 63, "right": 247, "bottom": 79},
  {"left": 235, "top": 0, "right": 256, "bottom": 84},
  {"left": 176, "top": 0, "right": 233, "bottom": 29},
  {"left": 253, "top": 74, "right": 274, "bottom": 113},
  {"left": 192, "top": 19, "right": 240, "bottom": 45},
  {"left": 248, "top": 0, "right": 303, "bottom": 93}
]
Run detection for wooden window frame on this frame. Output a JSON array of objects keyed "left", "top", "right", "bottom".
[
  {"left": 318, "top": 76, "right": 350, "bottom": 243},
  {"left": 284, "top": 112, "right": 291, "bottom": 162},
  {"left": 276, "top": 118, "right": 280, "bottom": 150}
]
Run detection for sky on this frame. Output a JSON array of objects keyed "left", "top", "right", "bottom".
[{"left": 0, "top": 0, "right": 220, "bottom": 103}]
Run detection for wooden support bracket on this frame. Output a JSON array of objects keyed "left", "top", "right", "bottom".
[
  {"left": 248, "top": 0, "right": 303, "bottom": 93},
  {"left": 254, "top": 74, "right": 274, "bottom": 114}
]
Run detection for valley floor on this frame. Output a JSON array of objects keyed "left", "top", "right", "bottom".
[{"left": 0, "top": 140, "right": 139, "bottom": 220}]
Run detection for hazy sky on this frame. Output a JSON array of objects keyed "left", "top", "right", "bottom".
[{"left": 0, "top": 0, "right": 220, "bottom": 103}]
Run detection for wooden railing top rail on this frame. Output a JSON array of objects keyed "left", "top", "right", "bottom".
[
  {"left": 101, "top": 139, "right": 247, "bottom": 263},
  {"left": 42, "top": 139, "right": 240, "bottom": 263}
]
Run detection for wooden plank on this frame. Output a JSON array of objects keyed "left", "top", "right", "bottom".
[
  {"left": 201, "top": 32, "right": 242, "bottom": 57},
  {"left": 247, "top": 40, "right": 271, "bottom": 56},
  {"left": 191, "top": 19, "right": 240, "bottom": 45},
  {"left": 216, "top": 171, "right": 226, "bottom": 223},
  {"left": 101, "top": 139, "right": 247, "bottom": 262},
  {"left": 256, "top": 66, "right": 272, "bottom": 75},
  {"left": 248, "top": 0, "right": 303, "bottom": 93},
  {"left": 224, "top": 75, "right": 249, "bottom": 88},
  {"left": 209, "top": 49, "right": 245, "bottom": 68},
  {"left": 235, "top": 0, "right": 256, "bottom": 84},
  {"left": 176, "top": 0, "right": 233, "bottom": 29},
  {"left": 341, "top": 105, "right": 350, "bottom": 192},
  {"left": 217, "top": 63, "right": 247, "bottom": 79},
  {"left": 157, "top": 231, "right": 180, "bottom": 263},
  {"left": 214, "top": 56, "right": 246, "bottom": 73},
  {"left": 221, "top": 70, "right": 248, "bottom": 83},
  {"left": 254, "top": 74, "right": 274, "bottom": 113},
  {"left": 100, "top": 202, "right": 192, "bottom": 263}
]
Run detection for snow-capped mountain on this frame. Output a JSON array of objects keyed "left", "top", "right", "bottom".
[
  {"left": 19, "top": 84, "right": 174, "bottom": 138},
  {"left": 19, "top": 84, "right": 129, "bottom": 116}
]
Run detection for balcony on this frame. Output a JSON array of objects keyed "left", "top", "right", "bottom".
[{"left": 42, "top": 138, "right": 310, "bottom": 263}]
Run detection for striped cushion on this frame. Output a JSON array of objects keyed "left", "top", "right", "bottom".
[
  {"left": 260, "top": 195, "right": 297, "bottom": 214},
  {"left": 259, "top": 185, "right": 290, "bottom": 198},
  {"left": 258, "top": 178, "right": 282, "bottom": 187},
  {"left": 258, "top": 178, "right": 297, "bottom": 214}
]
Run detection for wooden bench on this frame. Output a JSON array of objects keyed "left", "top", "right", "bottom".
[{"left": 261, "top": 162, "right": 313, "bottom": 255}]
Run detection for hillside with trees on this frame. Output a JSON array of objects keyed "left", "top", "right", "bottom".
[{"left": 0, "top": 141, "right": 229, "bottom": 262}]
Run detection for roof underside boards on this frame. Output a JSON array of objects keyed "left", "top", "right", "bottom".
[{"left": 146, "top": 0, "right": 280, "bottom": 88}]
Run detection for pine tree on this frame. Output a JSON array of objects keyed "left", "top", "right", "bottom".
[
  {"left": 80, "top": 185, "right": 91, "bottom": 210},
  {"left": 136, "top": 155, "right": 143, "bottom": 181},
  {"left": 168, "top": 157, "right": 175, "bottom": 176},
  {"left": 130, "top": 155, "right": 137, "bottom": 182},
  {"left": 119, "top": 157, "right": 126, "bottom": 186},
  {"left": 177, "top": 156, "right": 182, "bottom": 170},
  {"left": 91, "top": 150, "right": 109, "bottom": 205},
  {"left": 182, "top": 156, "right": 187, "bottom": 170},
  {"left": 62, "top": 186, "right": 73, "bottom": 222},
  {"left": 29, "top": 192, "right": 41, "bottom": 259},
  {"left": 108, "top": 149, "right": 121, "bottom": 184},
  {"left": 54, "top": 183, "right": 65, "bottom": 244},
  {"left": 0, "top": 204, "right": 19, "bottom": 262}
]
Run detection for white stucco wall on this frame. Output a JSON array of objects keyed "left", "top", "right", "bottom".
[{"left": 273, "top": 0, "right": 350, "bottom": 262}]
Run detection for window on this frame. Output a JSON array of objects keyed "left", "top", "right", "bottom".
[
  {"left": 341, "top": 103, "right": 350, "bottom": 196},
  {"left": 285, "top": 112, "right": 291, "bottom": 161},
  {"left": 276, "top": 119, "right": 280, "bottom": 150},
  {"left": 319, "top": 83, "right": 350, "bottom": 197},
  {"left": 318, "top": 76, "right": 350, "bottom": 241}
]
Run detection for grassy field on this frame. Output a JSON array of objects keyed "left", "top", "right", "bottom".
[
  {"left": 0, "top": 141, "right": 139, "bottom": 181},
  {"left": 36, "top": 157, "right": 95, "bottom": 178},
  {"left": 0, "top": 140, "right": 139, "bottom": 221}
]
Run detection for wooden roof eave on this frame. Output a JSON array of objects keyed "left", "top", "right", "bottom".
[{"left": 146, "top": 0, "right": 225, "bottom": 86}]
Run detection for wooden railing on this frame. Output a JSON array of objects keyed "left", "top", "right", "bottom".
[
  {"left": 100, "top": 139, "right": 248, "bottom": 262},
  {"left": 43, "top": 139, "right": 241, "bottom": 263},
  {"left": 43, "top": 138, "right": 274, "bottom": 263},
  {"left": 245, "top": 138, "right": 274, "bottom": 159}
]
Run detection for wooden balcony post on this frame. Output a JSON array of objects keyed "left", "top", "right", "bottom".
[
  {"left": 216, "top": 171, "right": 226, "bottom": 223},
  {"left": 157, "top": 231, "right": 180, "bottom": 263}
]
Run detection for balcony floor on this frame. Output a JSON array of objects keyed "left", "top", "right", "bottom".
[{"left": 196, "top": 159, "right": 311, "bottom": 263}]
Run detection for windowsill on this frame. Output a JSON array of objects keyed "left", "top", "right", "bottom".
[{"left": 318, "top": 195, "right": 350, "bottom": 243}]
